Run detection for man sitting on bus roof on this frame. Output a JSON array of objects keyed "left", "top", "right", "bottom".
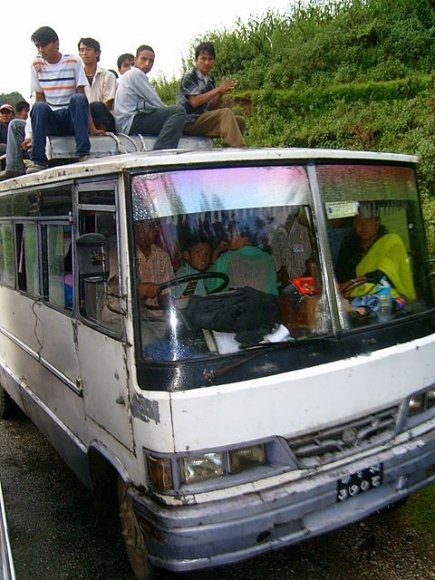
[
  {"left": 177, "top": 42, "right": 246, "bottom": 148},
  {"left": 0, "top": 116, "right": 31, "bottom": 180},
  {"left": 78, "top": 37, "right": 117, "bottom": 133},
  {"left": 113, "top": 45, "right": 186, "bottom": 150},
  {"left": 117, "top": 53, "right": 134, "bottom": 77},
  {"left": 0, "top": 104, "right": 15, "bottom": 161},
  {"left": 26, "top": 26, "right": 105, "bottom": 174}
]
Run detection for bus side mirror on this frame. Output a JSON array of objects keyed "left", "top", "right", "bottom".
[{"left": 76, "top": 233, "right": 110, "bottom": 282}]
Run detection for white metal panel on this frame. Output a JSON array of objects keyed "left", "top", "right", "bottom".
[
  {"left": 0, "top": 290, "right": 85, "bottom": 432},
  {"left": 169, "top": 334, "right": 435, "bottom": 452},
  {"left": 130, "top": 391, "right": 175, "bottom": 455},
  {"left": 78, "top": 321, "right": 134, "bottom": 450},
  {"left": 0, "top": 148, "right": 419, "bottom": 193}
]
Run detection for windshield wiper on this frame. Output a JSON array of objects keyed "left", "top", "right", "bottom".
[{"left": 203, "top": 334, "right": 338, "bottom": 383}]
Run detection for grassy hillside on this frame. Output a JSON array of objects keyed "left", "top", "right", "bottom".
[{"left": 157, "top": 0, "right": 434, "bottom": 248}]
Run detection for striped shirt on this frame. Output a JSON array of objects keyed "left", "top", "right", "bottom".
[{"left": 31, "top": 53, "right": 88, "bottom": 110}]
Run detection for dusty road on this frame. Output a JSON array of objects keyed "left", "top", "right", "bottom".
[{"left": 0, "top": 413, "right": 434, "bottom": 580}]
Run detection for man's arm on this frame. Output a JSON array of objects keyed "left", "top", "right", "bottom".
[
  {"left": 134, "top": 72, "right": 165, "bottom": 109},
  {"left": 77, "top": 85, "right": 106, "bottom": 136},
  {"left": 188, "top": 78, "right": 238, "bottom": 110},
  {"left": 103, "top": 71, "right": 117, "bottom": 111},
  {"left": 35, "top": 91, "right": 46, "bottom": 102}
]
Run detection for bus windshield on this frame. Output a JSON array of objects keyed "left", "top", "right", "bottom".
[{"left": 130, "top": 163, "right": 433, "bottom": 362}]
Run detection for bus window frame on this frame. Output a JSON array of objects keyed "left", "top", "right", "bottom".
[
  {"left": 40, "top": 219, "right": 74, "bottom": 312},
  {"left": 75, "top": 179, "right": 125, "bottom": 338},
  {"left": 0, "top": 220, "right": 16, "bottom": 289}
]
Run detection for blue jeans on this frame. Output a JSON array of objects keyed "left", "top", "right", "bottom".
[
  {"left": 5, "top": 119, "right": 27, "bottom": 173},
  {"left": 91, "top": 101, "right": 115, "bottom": 133},
  {"left": 30, "top": 94, "right": 90, "bottom": 164}
]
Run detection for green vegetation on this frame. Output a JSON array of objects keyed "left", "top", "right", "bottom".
[
  {"left": 156, "top": 0, "right": 435, "bottom": 249},
  {"left": 404, "top": 485, "right": 435, "bottom": 538},
  {"left": 2, "top": 1, "right": 434, "bottom": 247},
  {"left": 0, "top": 91, "right": 26, "bottom": 108}
]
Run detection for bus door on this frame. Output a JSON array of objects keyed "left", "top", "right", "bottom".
[{"left": 75, "top": 182, "right": 133, "bottom": 451}]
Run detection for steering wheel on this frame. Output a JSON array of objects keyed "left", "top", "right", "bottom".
[
  {"left": 157, "top": 271, "right": 229, "bottom": 295},
  {"left": 143, "top": 271, "right": 229, "bottom": 311},
  {"left": 340, "top": 276, "right": 373, "bottom": 298}
]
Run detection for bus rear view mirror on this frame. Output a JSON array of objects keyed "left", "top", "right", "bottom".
[{"left": 76, "top": 233, "right": 110, "bottom": 282}]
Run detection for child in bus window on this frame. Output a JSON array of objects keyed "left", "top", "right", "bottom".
[{"left": 173, "top": 238, "right": 212, "bottom": 298}]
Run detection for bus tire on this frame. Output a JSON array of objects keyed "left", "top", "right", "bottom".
[
  {"left": 0, "top": 386, "right": 16, "bottom": 419},
  {"left": 118, "top": 477, "right": 155, "bottom": 580}
]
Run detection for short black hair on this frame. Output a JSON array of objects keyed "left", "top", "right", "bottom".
[
  {"left": 183, "top": 236, "right": 211, "bottom": 252},
  {"left": 136, "top": 45, "right": 155, "bottom": 57},
  {"left": 31, "top": 26, "right": 58, "bottom": 45},
  {"left": 117, "top": 53, "right": 134, "bottom": 69},
  {"left": 195, "top": 42, "right": 215, "bottom": 60},
  {"left": 15, "top": 101, "right": 30, "bottom": 114},
  {"left": 78, "top": 37, "right": 101, "bottom": 62}
]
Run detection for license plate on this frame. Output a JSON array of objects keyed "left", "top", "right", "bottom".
[{"left": 336, "top": 463, "right": 383, "bottom": 502}]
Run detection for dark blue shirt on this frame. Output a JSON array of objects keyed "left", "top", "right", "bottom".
[
  {"left": 177, "top": 69, "right": 216, "bottom": 122},
  {"left": 0, "top": 122, "right": 8, "bottom": 145}
]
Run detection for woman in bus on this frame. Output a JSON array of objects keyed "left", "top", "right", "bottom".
[{"left": 336, "top": 210, "right": 416, "bottom": 300}]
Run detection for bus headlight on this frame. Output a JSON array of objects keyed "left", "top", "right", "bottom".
[
  {"left": 146, "top": 454, "right": 173, "bottom": 492},
  {"left": 408, "top": 386, "right": 435, "bottom": 417},
  {"left": 145, "top": 443, "right": 269, "bottom": 490},
  {"left": 181, "top": 452, "right": 224, "bottom": 484},
  {"left": 229, "top": 444, "right": 266, "bottom": 474}
]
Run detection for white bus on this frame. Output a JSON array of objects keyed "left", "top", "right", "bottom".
[{"left": 0, "top": 146, "right": 434, "bottom": 579}]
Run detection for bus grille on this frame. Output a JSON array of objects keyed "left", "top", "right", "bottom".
[{"left": 287, "top": 405, "right": 399, "bottom": 468}]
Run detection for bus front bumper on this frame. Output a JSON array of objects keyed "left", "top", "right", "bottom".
[{"left": 130, "top": 427, "right": 435, "bottom": 572}]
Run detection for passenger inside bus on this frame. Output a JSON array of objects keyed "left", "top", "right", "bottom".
[
  {"left": 206, "top": 223, "right": 278, "bottom": 295},
  {"left": 135, "top": 220, "right": 174, "bottom": 308},
  {"left": 336, "top": 206, "right": 416, "bottom": 302},
  {"left": 173, "top": 237, "right": 212, "bottom": 298},
  {"left": 269, "top": 208, "right": 312, "bottom": 288}
]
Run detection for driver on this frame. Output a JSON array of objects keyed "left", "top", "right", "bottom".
[
  {"left": 134, "top": 220, "right": 174, "bottom": 308},
  {"left": 173, "top": 238, "right": 212, "bottom": 298},
  {"left": 336, "top": 209, "right": 415, "bottom": 300}
]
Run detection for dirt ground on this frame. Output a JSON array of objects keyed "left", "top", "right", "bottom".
[{"left": 1, "top": 414, "right": 434, "bottom": 580}]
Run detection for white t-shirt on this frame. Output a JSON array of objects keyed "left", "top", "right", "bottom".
[{"left": 30, "top": 53, "right": 88, "bottom": 110}]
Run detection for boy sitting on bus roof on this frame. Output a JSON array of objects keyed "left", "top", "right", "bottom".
[
  {"left": 78, "top": 37, "right": 117, "bottom": 133},
  {"left": 26, "top": 26, "right": 105, "bottom": 174},
  {"left": 114, "top": 45, "right": 186, "bottom": 150},
  {"left": 177, "top": 42, "right": 246, "bottom": 148}
]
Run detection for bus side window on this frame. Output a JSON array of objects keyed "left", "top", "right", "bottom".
[
  {"left": 0, "top": 222, "right": 15, "bottom": 287},
  {"left": 16, "top": 223, "right": 39, "bottom": 296},
  {"left": 78, "top": 210, "right": 122, "bottom": 333},
  {"left": 42, "top": 224, "right": 73, "bottom": 310}
]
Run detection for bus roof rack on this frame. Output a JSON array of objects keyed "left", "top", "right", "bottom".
[{"left": 46, "top": 134, "right": 214, "bottom": 161}]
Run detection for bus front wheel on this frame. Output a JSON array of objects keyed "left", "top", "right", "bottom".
[{"left": 118, "top": 477, "right": 155, "bottom": 580}]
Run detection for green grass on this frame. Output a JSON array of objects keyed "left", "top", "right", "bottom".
[{"left": 402, "top": 484, "right": 435, "bottom": 538}]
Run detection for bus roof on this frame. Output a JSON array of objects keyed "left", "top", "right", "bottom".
[{"left": 0, "top": 147, "right": 419, "bottom": 191}]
